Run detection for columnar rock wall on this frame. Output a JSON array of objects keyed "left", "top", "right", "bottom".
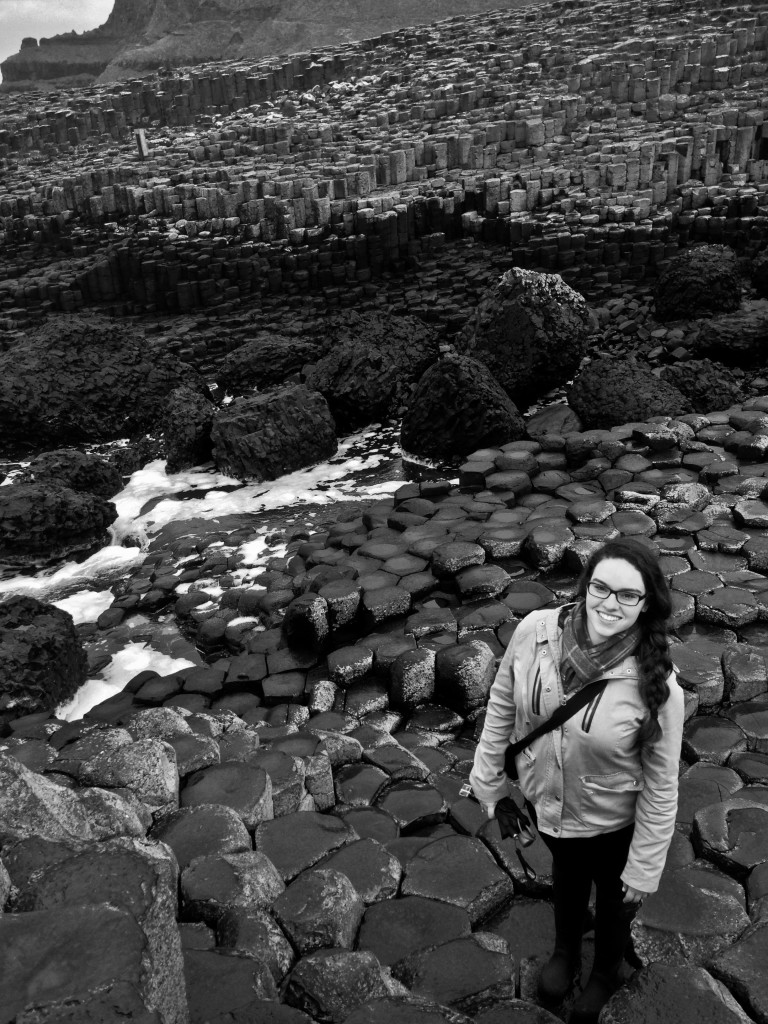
[{"left": 2, "top": 0, "right": 768, "bottom": 342}]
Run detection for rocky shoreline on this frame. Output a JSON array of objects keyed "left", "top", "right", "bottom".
[
  {"left": 3, "top": 337, "right": 768, "bottom": 1019},
  {"left": 3, "top": 0, "right": 768, "bottom": 1017}
]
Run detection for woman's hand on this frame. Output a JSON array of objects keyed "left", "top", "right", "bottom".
[{"left": 622, "top": 884, "right": 647, "bottom": 905}]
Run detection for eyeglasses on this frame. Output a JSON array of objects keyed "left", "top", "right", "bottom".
[{"left": 587, "top": 580, "right": 646, "bottom": 607}]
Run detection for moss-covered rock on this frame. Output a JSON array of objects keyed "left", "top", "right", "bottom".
[
  {"left": 400, "top": 355, "right": 524, "bottom": 463},
  {"left": 569, "top": 357, "right": 692, "bottom": 429},
  {"left": 654, "top": 245, "right": 742, "bottom": 321},
  {"left": 0, "top": 596, "right": 87, "bottom": 714},
  {"left": 459, "top": 268, "right": 595, "bottom": 406},
  {"left": 659, "top": 360, "right": 744, "bottom": 414}
]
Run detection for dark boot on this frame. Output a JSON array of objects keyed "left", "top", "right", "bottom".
[
  {"left": 569, "top": 896, "right": 637, "bottom": 1023},
  {"left": 537, "top": 863, "right": 590, "bottom": 1005},
  {"left": 538, "top": 946, "right": 582, "bottom": 1004}
]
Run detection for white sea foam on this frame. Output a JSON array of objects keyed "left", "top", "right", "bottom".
[
  {"left": 0, "top": 545, "right": 143, "bottom": 603},
  {"left": 56, "top": 643, "right": 197, "bottom": 722},
  {"left": 53, "top": 589, "right": 114, "bottom": 625}
]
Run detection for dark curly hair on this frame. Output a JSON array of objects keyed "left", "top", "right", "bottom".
[{"left": 576, "top": 537, "right": 673, "bottom": 745}]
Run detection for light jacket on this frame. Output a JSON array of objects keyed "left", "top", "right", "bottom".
[{"left": 469, "top": 606, "right": 685, "bottom": 894}]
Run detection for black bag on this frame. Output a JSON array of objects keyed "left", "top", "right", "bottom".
[{"left": 492, "top": 676, "right": 614, "bottom": 857}]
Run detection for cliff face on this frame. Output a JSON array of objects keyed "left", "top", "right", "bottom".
[
  {"left": 1, "top": 0, "right": 520, "bottom": 88},
  {"left": 0, "top": 0, "right": 155, "bottom": 88}
]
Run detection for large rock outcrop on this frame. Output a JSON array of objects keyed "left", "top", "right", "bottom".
[
  {"left": 217, "top": 332, "right": 326, "bottom": 397},
  {"left": 458, "top": 268, "right": 595, "bottom": 407},
  {"left": 211, "top": 384, "right": 337, "bottom": 481},
  {"left": 654, "top": 244, "right": 742, "bottom": 322},
  {"left": 162, "top": 386, "right": 216, "bottom": 474},
  {"left": 569, "top": 357, "right": 692, "bottom": 429},
  {"left": 0, "top": 314, "right": 208, "bottom": 449},
  {"left": 0, "top": 483, "right": 117, "bottom": 567},
  {"left": 0, "top": 596, "right": 87, "bottom": 714},
  {"left": 303, "top": 312, "right": 439, "bottom": 431},
  {"left": 690, "top": 303, "right": 768, "bottom": 367},
  {"left": 400, "top": 355, "right": 524, "bottom": 463},
  {"left": 16, "top": 449, "right": 124, "bottom": 500},
  {"left": 659, "top": 360, "right": 744, "bottom": 414}
]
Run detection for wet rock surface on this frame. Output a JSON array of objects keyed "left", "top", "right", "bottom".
[{"left": 601, "top": 961, "right": 754, "bottom": 1024}]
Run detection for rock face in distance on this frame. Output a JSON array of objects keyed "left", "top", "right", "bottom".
[
  {"left": 0, "top": 597, "right": 87, "bottom": 713},
  {"left": 16, "top": 449, "right": 124, "bottom": 500},
  {"left": 458, "top": 268, "right": 595, "bottom": 407},
  {"left": 162, "top": 385, "right": 216, "bottom": 474},
  {"left": 654, "top": 244, "right": 742, "bottom": 321},
  {"left": 659, "top": 360, "right": 744, "bottom": 414},
  {"left": 569, "top": 357, "right": 693, "bottom": 429},
  {"left": 400, "top": 355, "right": 524, "bottom": 463},
  {"left": 0, "top": 0, "right": 533, "bottom": 87},
  {"left": 211, "top": 384, "right": 337, "bottom": 481},
  {"left": 0, "top": 313, "right": 208, "bottom": 448},
  {"left": 0, "top": 482, "right": 117, "bottom": 567},
  {"left": 303, "top": 312, "right": 439, "bottom": 431}
]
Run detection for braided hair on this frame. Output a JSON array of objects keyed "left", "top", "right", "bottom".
[{"left": 577, "top": 537, "right": 674, "bottom": 745}]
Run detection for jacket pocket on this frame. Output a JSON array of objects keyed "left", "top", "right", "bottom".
[{"left": 578, "top": 771, "right": 644, "bottom": 828}]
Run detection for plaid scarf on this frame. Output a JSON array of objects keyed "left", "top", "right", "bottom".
[{"left": 560, "top": 599, "right": 641, "bottom": 694}]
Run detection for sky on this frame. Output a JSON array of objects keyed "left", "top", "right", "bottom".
[{"left": 0, "top": 0, "right": 113, "bottom": 71}]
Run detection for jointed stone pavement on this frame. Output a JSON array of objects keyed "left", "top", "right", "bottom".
[{"left": 3, "top": 398, "right": 768, "bottom": 1021}]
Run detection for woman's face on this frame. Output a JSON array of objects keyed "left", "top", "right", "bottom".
[{"left": 585, "top": 557, "right": 647, "bottom": 645}]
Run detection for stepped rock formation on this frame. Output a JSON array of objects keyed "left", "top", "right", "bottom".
[{"left": 1, "top": 0, "right": 532, "bottom": 88}]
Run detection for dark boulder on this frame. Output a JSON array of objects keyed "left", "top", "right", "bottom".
[
  {"left": 217, "top": 332, "right": 325, "bottom": 396},
  {"left": 400, "top": 356, "right": 524, "bottom": 463},
  {"left": 0, "top": 596, "right": 87, "bottom": 714},
  {"left": 211, "top": 385, "right": 337, "bottom": 482},
  {"left": 654, "top": 244, "right": 741, "bottom": 321},
  {"left": 689, "top": 303, "right": 768, "bottom": 368},
  {"left": 0, "top": 313, "right": 209, "bottom": 449},
  {"left": 16, "top": 449, "right": 123, "bottom": 500},
  {"left": 458, "top": 268, "right": 595, "bottom": 406},
  {"left": 162, "top": 385, "right": 216, "bottom": 474},
  {"left": 659, "top": 360, "right": 744, "bottom": 414},
  {"left": 0, "top": 483, "right": 117, "bottom": 567},
  {"left": 569, "top": 358, "right": 692, "bottom": 430},
  {"left": 303, "top": 312, "right": 439, "bottom": 431}
]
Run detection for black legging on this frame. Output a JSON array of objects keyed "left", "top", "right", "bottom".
[{"left": 530, "top": 803, "right": 638, "bottom": 977}]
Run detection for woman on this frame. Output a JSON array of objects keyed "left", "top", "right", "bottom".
[{"left": 470, "top": 537, "right": 684, "bottom": 1023}]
